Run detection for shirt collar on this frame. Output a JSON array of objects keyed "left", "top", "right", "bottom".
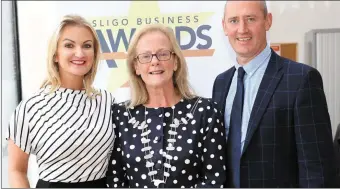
[{"left": 234, "top": 44, "right": 271, "bottom": 77}]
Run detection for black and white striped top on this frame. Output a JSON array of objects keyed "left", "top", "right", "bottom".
[{"left": 6, "top": 86, "right": 115, "bottom": 183}]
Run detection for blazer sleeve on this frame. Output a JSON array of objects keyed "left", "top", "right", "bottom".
[
  {"left": 334, "top": 124, "right": 340, "bottom": 187},
  {"left": 212, "top": 76, "right": 219, "bottom": 102},
  {"left": 293, "top": 68, "right": 337, "bottom": 187}
]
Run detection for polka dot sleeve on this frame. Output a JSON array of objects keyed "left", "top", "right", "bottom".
[
  {"left": 106, "top": 103, "right": 128, "bottom": 188},
  {"left": 197, "top": 101, "right": 227, "bottom": 188}
]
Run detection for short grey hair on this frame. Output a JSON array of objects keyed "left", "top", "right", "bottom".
[{"left": 223, "top": 0, "right": 268, "bottom": 19}]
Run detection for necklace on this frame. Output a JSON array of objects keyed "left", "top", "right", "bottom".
[{"left": 126, "top": 97, "right": 201, "bottom": 187}]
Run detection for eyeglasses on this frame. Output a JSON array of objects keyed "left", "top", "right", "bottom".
[{"left": 135, "top": 50, "right": 175, "bottom": 64}]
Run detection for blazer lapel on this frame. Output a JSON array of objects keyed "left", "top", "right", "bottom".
[
  {"left": 220, "top": 67, "right": 236, "bottom": 115},
  {"left": 242, "top": 50, "right": 284, "bottom": 155}
]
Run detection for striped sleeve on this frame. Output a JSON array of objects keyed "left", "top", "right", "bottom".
[
  {"left": 98, "top": 89, "right": 115, "bottom": 106},
  {"left": 6, "top": 100, "right": 32, "bottom": 154}
]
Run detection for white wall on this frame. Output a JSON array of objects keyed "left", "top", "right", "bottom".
[
  {"left": 268, "top": 1, "right": 340, "bottom": 136},
  {"left": 16, "top": 2, "right": 59, "bottom": 99},
  {"left": 1, "top": 2, "right": 3, "bottom": 188},
  {"left": 1, "top": 1, "right": 21, "bottom": 188},
  {"left": 268, "top": 1, "right": 340, "bottom": 63}
]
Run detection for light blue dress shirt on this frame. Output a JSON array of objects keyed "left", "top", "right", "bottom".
[{"left": 225, "top": 44, "right": 272, "bottom": 151}]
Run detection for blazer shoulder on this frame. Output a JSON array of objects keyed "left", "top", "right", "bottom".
[
  {"left": 215, "top": 66, "right": 235, "bottom": 80},
  {"left": 280, "top": 56, "right": 317, "bottom": 76}
]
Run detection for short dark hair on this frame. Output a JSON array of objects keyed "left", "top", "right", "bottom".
[{"left": 223, "top": 0, "right": 268, "bottom": 19}]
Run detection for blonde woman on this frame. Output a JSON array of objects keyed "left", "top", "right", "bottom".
[
  {"left": 6, "top": 15, "right": 114, "bottom": 188},
  {"left": 107, "top": 24, "right": 227, "bottom": 188}
]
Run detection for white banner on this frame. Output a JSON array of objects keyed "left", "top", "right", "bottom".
[
  {"left": 91, "top": 1, "right": 234, "bottom": 102},
  {"left": 17, "top": 1, "right": 235, "bottom": 104}
]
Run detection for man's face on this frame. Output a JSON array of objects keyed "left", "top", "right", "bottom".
[{"left": 222, "top": 1, "right": 272, "bottom": 61}]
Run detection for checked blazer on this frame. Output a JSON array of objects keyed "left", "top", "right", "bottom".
[{"left": 212, "top": 49, "right": 337, "bottom": 187}]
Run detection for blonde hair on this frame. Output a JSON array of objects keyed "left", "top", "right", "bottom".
[
  {"left": 127, "top": 24, "right": 196, "bottom": 108},
  {"left": 41, "top": 14, "right": 101, "bottom": 96}
]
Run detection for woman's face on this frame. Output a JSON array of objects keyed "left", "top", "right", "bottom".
[
  {"left": 134, "top": 31, "right": 177, "bottom": 89},
  {"left": 55, "top": 25, "right": 95, "bottom": 79}
]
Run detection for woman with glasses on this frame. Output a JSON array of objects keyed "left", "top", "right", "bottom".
[{"left": 106, "top": 24, "right": 227, "bottom": 188}]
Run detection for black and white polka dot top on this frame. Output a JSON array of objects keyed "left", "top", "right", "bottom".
[{"left": 107, "top": 97, "right": 227, "bottom": 188}]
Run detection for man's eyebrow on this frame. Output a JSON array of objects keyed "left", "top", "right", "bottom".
[{"left": 228, "top": 16, "right": 238, "bottom": 20}]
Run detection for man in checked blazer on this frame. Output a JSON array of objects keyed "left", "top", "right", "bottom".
[{"left": 212, "top": 1, "right": 337, "bottom": 187}]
